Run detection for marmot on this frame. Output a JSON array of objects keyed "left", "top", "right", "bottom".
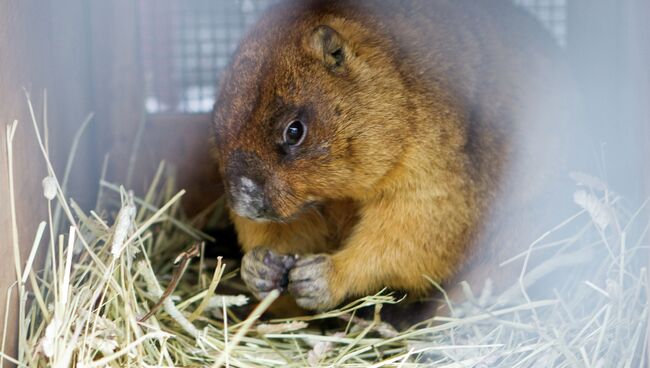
[{"left": 212, "top": 0, "right": 573, "bottom": 311}]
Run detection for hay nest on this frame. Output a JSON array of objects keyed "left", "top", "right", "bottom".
[{"left": 2, "top": 97, "right": 648, "bottom": 367}]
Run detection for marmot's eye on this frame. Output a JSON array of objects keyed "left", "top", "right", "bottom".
[{"left": 283, "top": 120, "right": 306, "bottom": 146}]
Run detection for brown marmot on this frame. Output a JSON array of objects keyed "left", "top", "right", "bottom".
[{"left": 212, "top": 0, "right": 573, "bottom": 311}]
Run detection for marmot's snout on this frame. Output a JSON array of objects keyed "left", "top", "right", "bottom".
[
  {"left": 225, "top": 151, "right": 277, "bottom": 222},
  {"left": 228, "top": 176, "right": 277, "bottom": 222}
]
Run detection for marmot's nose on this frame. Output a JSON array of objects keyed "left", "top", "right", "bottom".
[{"left": 229, "top": 176, "right": 275, "bottom": 221}]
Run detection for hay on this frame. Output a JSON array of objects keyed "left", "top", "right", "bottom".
[{"left": 2, "top": 95, "right": 648, "bottom": 367}]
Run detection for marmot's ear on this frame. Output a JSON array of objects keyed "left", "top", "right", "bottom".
[{"left": 310, "top": 25, "right": 348, "bottom": 73}]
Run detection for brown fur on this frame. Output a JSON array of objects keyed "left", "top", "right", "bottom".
[{"left": 212, "top": 0, "right": 573, "bottom": 311}]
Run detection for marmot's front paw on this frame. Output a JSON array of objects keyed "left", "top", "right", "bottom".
[
  {"left": 288, "top": 254, "right": 341, "bottom": 311},
  {"left": 241, "top": 247, "right": 297, "bottom": 300}
]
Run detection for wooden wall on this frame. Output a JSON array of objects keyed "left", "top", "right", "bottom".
[
  {"left": 0, "top": 0, "right": 96, "bottom": 364},
  {"left": 0, "top": 1, "right": 218, "bottom": 361},
  {"left": 567, "top": 0, "right": 649, "bottom": 200}
]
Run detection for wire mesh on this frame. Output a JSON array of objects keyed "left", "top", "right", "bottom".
[
  {"left": 139, "top": 0, "right": 568, "bottom": 114},
  {"left": 515, "top": 0, "right": 568, "bottom": 47},
  {"left": 139, "top": 0, "right": 272, "bottom": 114}
]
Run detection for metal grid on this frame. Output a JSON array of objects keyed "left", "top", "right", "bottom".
[
  {"left": 515, "top": 0, "right": 568, "bottom": 47},
  {"left": 139, "top": 0, "right": 272, "bottom": 114},
  {"left": 139, "top": 0, "right": 568, "bottom": 115}
]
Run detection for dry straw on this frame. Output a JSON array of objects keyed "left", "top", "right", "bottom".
[{"left": 1, "top": 93, "right": 648, "bottom": 367}]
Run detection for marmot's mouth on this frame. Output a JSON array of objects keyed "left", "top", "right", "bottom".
[
  {"left": 281, "top": 200, "right": 323, "bottom": 222},
  {"left": 248, "top": 199, "right": 322, "bottom": 224},
  {"left": 231, "top": 203, "right": 278, "bottom": 223}
]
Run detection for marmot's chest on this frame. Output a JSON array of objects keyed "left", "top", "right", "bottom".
[{"left": 319, "top": 199, "right": 361, "bottom": 251}]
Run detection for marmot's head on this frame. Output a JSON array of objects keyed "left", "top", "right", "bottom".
[{"left": 213, "top": 5, "right": 412, "bottom": 222}]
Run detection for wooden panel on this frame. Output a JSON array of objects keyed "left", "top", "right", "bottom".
[
  {"left": 0, "top": 0, "right": 95, "bottom": 363},
  {"left": 132, "top": 114, "right": 223, "bottom": 214},
  {"left": 0, "top": 3, "right": 52, "bottom": 363},
  {"left": 567, "top": 0, "right": 647, "bottom": 200},
  {"left": 630, "top": 0, "right": 650, "bottom": 198},
  {"left": 89, "top": 0, "right": 145, "bottom": 187}
]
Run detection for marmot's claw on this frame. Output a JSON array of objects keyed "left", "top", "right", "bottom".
[
  {"left": 241, "top": 247, "right": 296, "bottom": 299},
  {"left": 288, "top": 254, "right": 336, "bottom": 311}
]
